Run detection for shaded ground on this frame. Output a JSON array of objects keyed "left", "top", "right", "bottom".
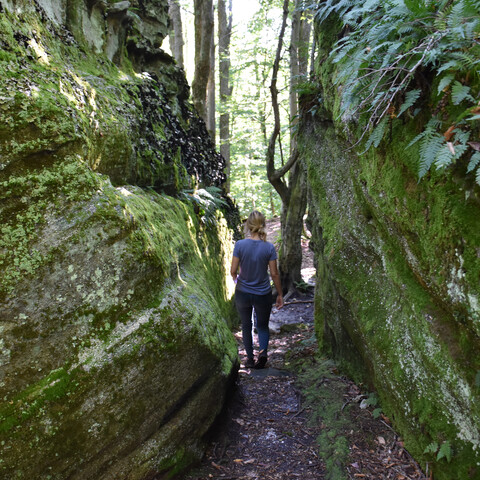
[{"left": 179, "top": 219, "right": 427, "bottom": 480}]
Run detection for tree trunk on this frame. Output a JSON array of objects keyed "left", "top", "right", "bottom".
[
  {"left": 206, "top": 24, "right": 216, "bottom": 142},
  {"left": 168, "top": 0, "right": 184, "bottom": 69},
  {"left": 266, "top": 0, "right": 310, "bottom": 293},
  {"left": 218, "top": 0, "right": 233, "bottom": 190},
  {"left": 299, "top": 9, "right": 312, "bottom": 77},
  {"left": 289, "top": 3, "right": 300, "bottom": 153},
  {"left": 192, "top": 0, "right": 214, "bottom": 122},
  {"left": 280, "top": 159, "right": 307, "bottom": 289}
]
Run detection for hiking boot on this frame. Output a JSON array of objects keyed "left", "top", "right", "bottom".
[
  {"left": 254, "top": 351, "right": 267, "bottom": 369},
  {"left": 244, "top": 357, "right": 255, "bottom": 368}
]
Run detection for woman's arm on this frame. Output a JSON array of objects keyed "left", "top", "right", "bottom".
[
  {"left": 230, "top": 256, "right": 240, "bottom": 283},
  {"left": 269, "top": 259, "right": 284, "bottom": 309}
]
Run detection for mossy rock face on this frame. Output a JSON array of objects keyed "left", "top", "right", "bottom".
[
  {"left": 0, "top": 0, "right": 238, "bottom": 478},
  {"left": 0, "top": 170, "right": 238, "bottom": 478},
  {"left": 298, "top": 17, "right": 480, "bottom": 480},
  {"left": 0, "top": 0, "right": 225, "bottom": 193}
]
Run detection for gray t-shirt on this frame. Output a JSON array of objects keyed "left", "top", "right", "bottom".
[{"left": 233, "top": 239, "right": 277, "bottom": 295}]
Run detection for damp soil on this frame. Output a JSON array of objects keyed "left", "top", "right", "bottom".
[{"left": 179, "top": 219, "right": 428, "bottom": 480}]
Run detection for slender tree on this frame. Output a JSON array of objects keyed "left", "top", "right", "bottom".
[
  {"left": 266, "top": 0, "right": 308, "bottom": 293},
  {"left": 218, "top": 0, "right": 233, "bottom": 190},
  {"left": 192, "top": 0, "right": 214, "bottom": 122},
  {"left": 206, "top": 24, "right": 216, "bottom": 142},
  {"left": 289, "top": 2, "right": 300, "bottom": 152},
  {"left": 168, "top": 0, "right": 184, "bottom": 69}
]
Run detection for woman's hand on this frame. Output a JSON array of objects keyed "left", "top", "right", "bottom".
[
  {"left": 276, "top": 294, "right": 284, "bottom": 309},
  {"left": 230, "top": 256, "right": 240, "bottom": 284}
]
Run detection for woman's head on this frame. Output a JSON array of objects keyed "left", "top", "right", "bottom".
[{"left": 245, "top": 210, "right": 267, "bottom": 241}]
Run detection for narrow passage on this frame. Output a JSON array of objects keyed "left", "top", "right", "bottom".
[
  {"left": 181, "top": 294, "right": 427, "bottom": 480},
  {"left": 181, "top": 219, "right": 426, "bottom": 480}
]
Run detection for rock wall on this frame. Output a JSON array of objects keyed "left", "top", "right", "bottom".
[
  {"left": 299, "top": 16, "right": 480, "bottom": 480},
  {"left": 0, "top": 1, "right": 238, "bottom": 478}
]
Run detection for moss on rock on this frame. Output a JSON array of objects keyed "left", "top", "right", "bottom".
[{"left": 298, "top": 14, "right": 480, "bottom": 479}]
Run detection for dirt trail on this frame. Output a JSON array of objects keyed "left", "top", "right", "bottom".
[{"left": 180, "top": 220, "right": 427, "bottom": 480}]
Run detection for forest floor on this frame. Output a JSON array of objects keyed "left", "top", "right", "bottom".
[{"left": 179, "top": 219, "right": 428, "bottom": 480}]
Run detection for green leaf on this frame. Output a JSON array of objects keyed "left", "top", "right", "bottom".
[
  {"left": 419, "top": 133, "right": 444, "bottom": 178},
  {"left": 435, "top": 143, "right": 455, "bottom": 170},
  {"left": 437, "top": 441, "right": 453, "bottom": 463},
  {"left": 365, "top": 393, "right": 379, "bottom": 406},
  {"left": 372, "top": 408, "right": 382, "bottom": 419},
  {"left": 398, "top": 89, "right": 421, "bottom": 117},
  {"left": 364, "top": 117, "right": 389, "bottom": 151},
  {"left": 476, "top": 167, "right": 480, "bottom": 186},
  {"left": 424, "top": 442, "right": 439, "bottom": 454},
  {"left": 467, "top": 114, "right": 480, "bottom": 121},
  {"left": 451, "top": 81, "right": 475, "bottom": 105},
  {"left": 437, "top": 60, "right": 462, "bottom": 75},
  {"left": 437, "top": 74, "right": 454, "bottom": 94}
]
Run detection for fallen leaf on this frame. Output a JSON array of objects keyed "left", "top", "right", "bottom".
[
  {"left": 234, "top": 459, "right": 243, "bottom": 463},
  {"left": 447, "top": 142, "right": 455, "bottom": 155},
  {"left": 443, "top": 125, "right": 456, "bottom": 141},
  {"left": 378, "top": 436, "right": 386, "bottom": 445},
  {"left": 468, "top": 141, "right": 480, "bottom": 152}
]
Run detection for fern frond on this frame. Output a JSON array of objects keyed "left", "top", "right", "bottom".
[
  {"left": 407, "top": 117, "right": 442, "bottom": 148},
  {"left": 437, "top": 74, "right": 454, "bottom": 94},
  {"left": 451, "top": 81, "right": 475, "bottom": 104},
  {"left": 398, "top": 89, "right": 421, "bottom": 117},
  {"left": 418, "top": 133, "right": 444, "bottom": 178},
  {"left": 364, "top": 116, "right": 389, "bottom": 151},
  {"left": 450, "top": 51, "right": 480, "bottom": 70},
  {"left": 453, "top": 129, "right": 471, "bottom": 159},
  {"left": 436, "top": 441, "right": 452, "bottom": 463},
  {"left": 467, "top": 152, "right": 480, "bottom": 173},
  {"left": 436, "top": 60, "right": 462, "bottom": 75},
  {"left": 476, "top": 166, "right": 480, "bottom": 186},
  {"left": 434, "top": 143, "right": 455, "bottom": 170}
]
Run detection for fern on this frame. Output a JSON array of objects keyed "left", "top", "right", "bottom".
[
  {"left": 437, "top": 441, "right": 453, "bottom": 463},
  {"left": 452, "top": 130, "right": 471, "bottom": 159},
  {"left": 419, "top": 133, "right": 445, "bottom": 178},
  {"left": 437, "top": 74, "right": 454, "bottom": 94},
  {"left": 434, "top": 143, "right": 455, "bottom": 170},
  {"left": 398, "top": 89, "right": 421, "bottom": 117},
  {"left": 314, "top": 0, "right": 480, "bottom": 182},
  {"left": 424, "top": 442, "right": 439, "bottom": 455},
  {"left": 467, "top": 152, "right": 480, "bottom": 173},
  {"left": 364, "top": 117, "right": 389, "bottom": 151},
  {"left": 451, "top": 82, "right": 475, "bottom": 104},
  {"left": 180, "top": 186, "right": 228, "bottom": 226},
  {"left": 476, "top": 167, "right": 480, "bottom": 186}
]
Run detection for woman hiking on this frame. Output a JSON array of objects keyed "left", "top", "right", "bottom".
[{"left": 230, "top": 210, "right": 284, "bottom": 369}]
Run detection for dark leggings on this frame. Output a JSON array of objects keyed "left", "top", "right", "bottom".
[{"left": 235, "top": 289, "right": 272, "bottom": 359}]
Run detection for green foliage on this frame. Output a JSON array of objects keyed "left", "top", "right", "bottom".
[
  {"left": 424, "top": 440, "right": 453, "bottom": 463},
  {"left": 314, "top": 0, "right": 480, "bottom": 185},
  {"left": 227, "top": 0, "right": 289, "bottom": 217},
  {"left": 180, "top": 186, "right": 227, "bottom": 226}
]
